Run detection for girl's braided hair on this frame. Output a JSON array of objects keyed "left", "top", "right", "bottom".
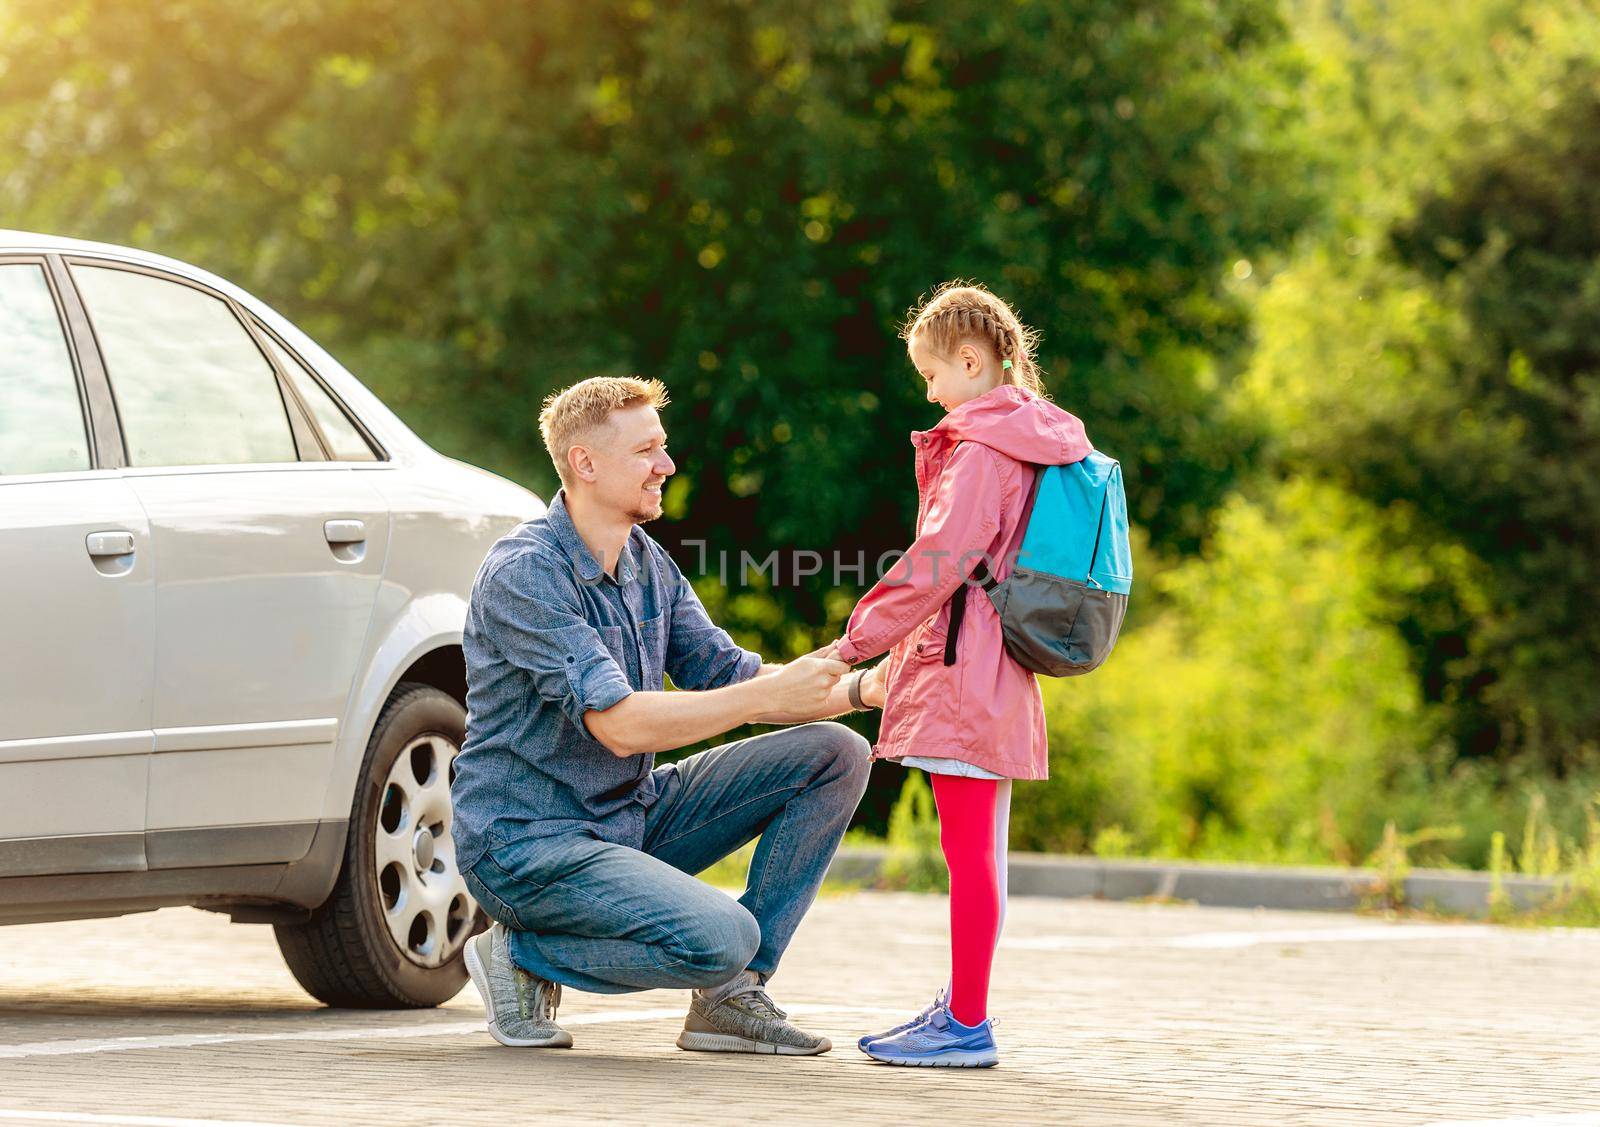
[{"left": 900, "top": 280, "right": 1046, "bottom": 398}]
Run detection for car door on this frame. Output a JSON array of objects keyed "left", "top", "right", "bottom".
[
  {"left": 0, "top": 256, "right": 154, "bottom": 878},
  {"left": 66, "top": 259, "right": 390, "bottom": 870}
]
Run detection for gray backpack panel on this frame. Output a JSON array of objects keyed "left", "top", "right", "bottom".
[{"left": 985, "top": 566, "right": 1128, "bottom": 677}]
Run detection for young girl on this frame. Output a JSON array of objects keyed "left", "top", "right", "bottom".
[{"left": 834, "top": 282, "right": 1092, "bottom": 1067}]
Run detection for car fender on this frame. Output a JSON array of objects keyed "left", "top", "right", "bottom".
[{"left": 319, "top": 591, "right": 469, "bottom": 824}]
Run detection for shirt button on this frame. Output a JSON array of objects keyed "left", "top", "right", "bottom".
[{"left": 565, "top": 655, "right": 575, "bottom": 664}]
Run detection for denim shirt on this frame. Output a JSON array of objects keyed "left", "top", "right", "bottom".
[{"left": 450, "top": 491, "right": 763, "bottom": 870}]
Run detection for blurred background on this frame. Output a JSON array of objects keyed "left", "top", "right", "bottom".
[{"left": 5, "top": 0, "right": 1597, "bottom": 873}]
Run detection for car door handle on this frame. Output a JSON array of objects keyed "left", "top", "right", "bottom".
[
  {"left": 324, "top": 519, "right": 366, "bottom": 545},
  {"left": 85, "top": 531, "right": 136, "bottom": 557}
]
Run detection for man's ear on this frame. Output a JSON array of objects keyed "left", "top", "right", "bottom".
[{"left": 568, "top": 443, "right": 598, "bottom": 483}]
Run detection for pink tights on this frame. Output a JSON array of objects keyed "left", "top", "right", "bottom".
[{"left": 929, "top": 773, "right": 1012, "bottom": 1027}]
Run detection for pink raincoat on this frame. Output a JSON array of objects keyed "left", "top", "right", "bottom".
[{"left": 835, "top": 385, "right": 1092, "bottom": 779}]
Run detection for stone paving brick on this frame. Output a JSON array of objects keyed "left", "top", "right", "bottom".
[{"left": 0, "top": 891, "right": 1597, "bottom": 1125}]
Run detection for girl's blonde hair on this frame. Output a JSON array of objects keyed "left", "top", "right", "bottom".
[{"left": 900, "top": 280, "right": 1046, "bottom": 397}]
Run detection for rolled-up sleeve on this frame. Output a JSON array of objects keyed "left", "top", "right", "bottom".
[
  {"left": 661, "top": 552, "right": 763, "bottom": 691},
  {"left": 475, "top": 555, "right": 634, "bottom": 727}
]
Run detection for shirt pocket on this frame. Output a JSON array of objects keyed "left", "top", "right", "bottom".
[
  {"left": 636, "top": 613, "right": 667, "bottom": 689},
  {"left": 595, "top": 623, "right": 630, "bottom": 669}
]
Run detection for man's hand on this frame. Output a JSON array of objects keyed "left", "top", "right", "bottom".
[
  {"left": 585, "top": 653, "right": 850, "bottom": 755},
  {"left": 757, "top": 638, "right": 844, "bottom": 679},
  {"left": 763, "top": 654, "right": 852, "bottom": 717}
]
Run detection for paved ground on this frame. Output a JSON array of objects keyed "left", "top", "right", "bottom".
[{"left": 0, "top": 890, "right": 1597, "bottom": 1126}]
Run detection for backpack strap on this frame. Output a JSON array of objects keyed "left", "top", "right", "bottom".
[
  {"left": 941, "top": 460, "right": 1041, "bottom": 666},
  {"left": 943, "top": 559, "right": 992, "bottom": 666}
]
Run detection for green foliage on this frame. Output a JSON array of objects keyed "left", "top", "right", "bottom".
[
  {"left": 1017, "top": 469, "right": 1600, "bottom": 869},
  {"left": 1484, "top": 796, "right": 1600, "bottom": 927},
  {"left": 879, "top": 771, "right": 947, "bottom": 893},
  {"left": 1488, "top": 831, "right": 1510, "bottom": 914},
  {"left": 1016, "top": 479, "right": 1441, "bottom": 862},
  {"left": 0, "top": 0, "right": 1320, "bottom": 642},
  {"left": 1384, "top": 73, "right": 1600, "bottom": 760},
  {"left": 695, "top": 842, "right": 757, "bottom": 892},
  {"left": 3, "top": 0, "right": 1599, "bottom": 861},
  {"left": 1244, "top": 0, "right": 1600, "bottom": 765},
  {"left": 1523, "top": 800, "right": 1600, "bottom": 927},
  {"left": 1363, "top": 822, "right": 1465, "bottom": 910}
]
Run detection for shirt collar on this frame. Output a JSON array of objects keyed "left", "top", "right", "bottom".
[{"left": 548, "top": 490, "right": 639, "bottom": 586}]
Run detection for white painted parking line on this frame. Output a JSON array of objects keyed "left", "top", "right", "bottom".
[
  {"left": 899, "top": 923, "right": 1518, "bottom": 951},
  {"left": 1417, "top": 1115, "right": 1600, "bottom": 1127},
  {"left": 0, "top": 1003, "right": 891, "bottom": 1061},
  {"left": 1151, "top": 924, "right": 1500, "bottom": 949},
  {"left": 0, "top": 1113, "right": 300, "bottom": 1127}
]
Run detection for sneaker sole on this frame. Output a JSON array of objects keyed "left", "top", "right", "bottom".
[
  {"left": 464, "top": 936, "right": 573, "bottom": 1049},
  {"left": 676, "top": 1030, "right": 831, "bottom": 1056},
  {"left": 863, "top": 1046, "right": 998, "bottom": 1068}
]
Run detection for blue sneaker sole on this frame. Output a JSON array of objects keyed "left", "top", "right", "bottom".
[{"left": 863, "top": 1045, "right": 999, "bottom": 1068}]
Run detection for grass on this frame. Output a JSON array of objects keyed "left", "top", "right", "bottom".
[
  {"left": 705, "top": 780, "right": 1600, "bottom": 929},
  {"left": 696, "top": 841, "right": 866, "bottom": 897}
]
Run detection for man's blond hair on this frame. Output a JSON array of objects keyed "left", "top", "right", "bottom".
[{"left": 539, "top": 376, "right": 670, "bottom": 486}]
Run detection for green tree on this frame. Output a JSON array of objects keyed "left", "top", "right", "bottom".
[
  {"left": 1243, "top": 0, "right": 1600, "bottom": 764},
  {"left": 1385, "top": 70, "right": 1600, "bottom": 760},
  {"left": 1015, "top": 480, "right": 1443, "bottom": 863},
  {"left": 0, "top": 0, "right": 1319, "bottom": 654}
]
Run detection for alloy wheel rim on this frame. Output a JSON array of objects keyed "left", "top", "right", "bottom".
[{"left": 373, "top": 732, "right": 476, "bottom": 968}]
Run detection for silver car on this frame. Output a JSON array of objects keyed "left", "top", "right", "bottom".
[{"left": 0, "top": 230, "right": 543, "bottom": 1007}]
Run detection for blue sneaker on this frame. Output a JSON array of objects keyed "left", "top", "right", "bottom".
[
  {"left": 857, "top": 986, "right": 947, "bottom": 1052},
  {"left": 861, "top": 1003, "right": 999, "bottom": 1068}
]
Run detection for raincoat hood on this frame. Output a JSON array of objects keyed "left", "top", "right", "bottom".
[{"left": 920, "top": 384, "right": 1092, "bottom": 466}]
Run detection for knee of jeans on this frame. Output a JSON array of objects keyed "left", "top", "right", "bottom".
[
  {"left": 814, "top": 720, "right": 872, "bottom": 790},
  {"left": 463, "top": 867, "right": 522, "bottom": 932},
  {"left": 679, "top": 903, "right": 760, "bottom": 984}
]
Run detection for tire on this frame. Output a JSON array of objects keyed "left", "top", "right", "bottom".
[{"left": 275, "top": 682, "right": 483, "bottom": 1007}]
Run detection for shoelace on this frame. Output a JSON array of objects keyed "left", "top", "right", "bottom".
[
  {"left": 736, "top": 987, "right": 787, "bottom": 1021},
  {"left": 519, "top": 974, "right": 561, "bottom": 1024}
]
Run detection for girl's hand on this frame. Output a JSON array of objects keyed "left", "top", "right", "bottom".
[
  {"left": 805, "top": 638, "right": 845, "bottom": 661},
  {"left": 860, "top": 662, "right": 888, "bottom": 710}
]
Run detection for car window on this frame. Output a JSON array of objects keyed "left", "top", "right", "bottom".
[
  {"left": 72, "top": 265, "right": 296, "bottom": 468},
  {"left": 259, "top": 331, "right": 379, "bottom": 461},
  {"left": 0, "top": 263, "right": 90, "bottom": 475}
]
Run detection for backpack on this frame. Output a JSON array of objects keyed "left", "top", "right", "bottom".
[{"left": 944, "top": 450, "right": 1132, "bottom": 677}]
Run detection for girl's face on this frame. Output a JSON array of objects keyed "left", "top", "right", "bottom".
[{"left": 909, "top": 333, "right": 1000, "bottom": 413}]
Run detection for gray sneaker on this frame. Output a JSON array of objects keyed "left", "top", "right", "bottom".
[
  {"left": 677, "top": 982, "right": 831, "bottom": 1056},
  {"left": 463, "top": 922, "right": 573, "bottom": 1048}
]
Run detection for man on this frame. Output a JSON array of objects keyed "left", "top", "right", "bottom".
[{"left": 451, "top": 375, "right": 886, "bottom": 1056}]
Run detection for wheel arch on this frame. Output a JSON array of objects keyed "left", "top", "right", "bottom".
[{"left": 321, "top": 592, "right": 470, "bottom": 825}]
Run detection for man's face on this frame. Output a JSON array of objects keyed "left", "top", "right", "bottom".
[{"left": 580, "top": 403, "right": 675, "bottom": 523}]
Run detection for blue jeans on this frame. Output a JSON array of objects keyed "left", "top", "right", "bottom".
[{"left": 462, "top": 721, "right": 871, "bottom": 994}]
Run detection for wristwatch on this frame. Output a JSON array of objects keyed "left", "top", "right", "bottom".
[{"left": 847, "top": 668, "right": 869, "bottom": 711}]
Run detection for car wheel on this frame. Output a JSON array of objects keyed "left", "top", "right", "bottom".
[{"left": 275, "top": 682, "right": 482, "bottom": 1007}]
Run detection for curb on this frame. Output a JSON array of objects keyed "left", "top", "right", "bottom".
[{"left": 825, "top": 847, "right": 1561, "bottom": 919}]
